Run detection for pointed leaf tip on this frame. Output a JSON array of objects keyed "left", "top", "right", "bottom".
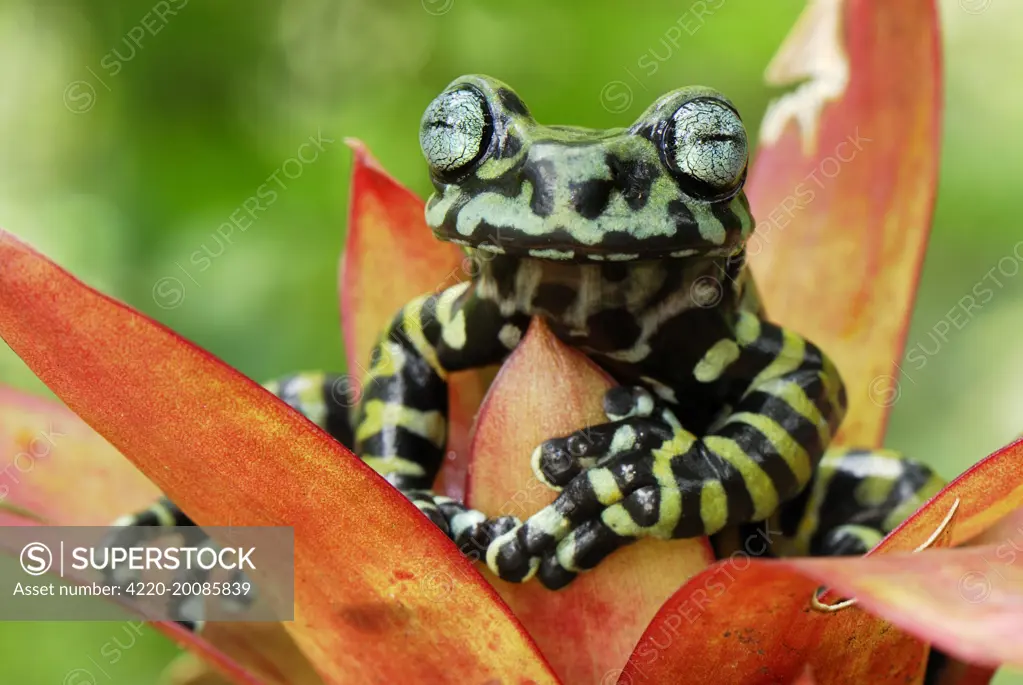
[
  {"left": 339, "top": 141, "right": 488, "bottom": 500},
  {"left": 0, "top": 384, "right": 321, "bottom": 685},
  {"left": 747, "top": 0, "right": 942, "bottom": 446},
  {"left": 0, "top": 233, "right": 558, "bottom": 684},
  {"left": 468, "top": 318, "right": 713, "bottom": 684}
]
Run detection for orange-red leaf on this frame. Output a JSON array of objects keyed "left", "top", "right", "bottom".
[
  {"left": 466, "top": 318, "right": 713, "bottom": 684},
  {"left": 0, "top": 386, "right": 322, "bottom": 685},
  {"left": 791, "top": 667, "right": 819, "bottom": 685},
  {"left": 788, "top": 543, "right": 1023, "bottom": 669},
  {"left": 746, "top": 0, "right": 942, "bottom": 447},
  {"left": 0, "top": 232, "right": 558, "bottom": 685},
  {"left": 339, "top": 140, "right": 488, "bottom": 499},
  {"left": 159, "top": 624, "right": 324, "bottom": 685},
  {"left": 870, "top": 438, "right": 1023, "bottom": 554},
  {"left": 0, "top": 386, "right": 159, "bottom": 525},
  {"left": 620, "top": 562, "right": 823, "bottom": 684},
  {"left": 620, "top": 434, "right": 1023, "bottom": 684}
]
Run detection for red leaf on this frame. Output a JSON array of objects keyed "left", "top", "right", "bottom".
[
  {"left": 466, "top": 319, "right": 713, "bottom": 684},
  {"left": 788, "top": 543, "right": 1023, "bottom": 668},
  {"left": 746, "top": 0, "right": 942, "bottom": 447},
  {"left": 619, "top": 437, "right": 1023, "bottom": 684},
  {"left": 0, "top": 232, "right": 558, "bottom": 685},
  {"left": 0, "top": 387, "right": 323, "bottom": 685},
  {"left": 339, "top": 140, "right": 489, "bottom": 499},
  {"left": 790, "top": 667, "right": 819, "bottom": 685},
  {"left": 871, "top": 438, "right": 1023, "bottom": 553},
  {"left": 0, "top": 386, "right": 158, "bottom": 525}
]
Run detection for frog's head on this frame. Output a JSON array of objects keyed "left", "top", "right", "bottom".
[{"left": 419, "top": 74, "right": 754, "bottom": 262}]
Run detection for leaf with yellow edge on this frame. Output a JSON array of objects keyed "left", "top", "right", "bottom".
[
  {"left": 0, "top": 232, "right": 558, "bottom": 685},
  {"left": 466, "top": 318, "right": 713, "bottom": 684},
  {"left": 339, "top": 139, "right": 489, "bottom": 499},
  {"left": 747, "top": 0, "right": 942, "bottom": 447}
]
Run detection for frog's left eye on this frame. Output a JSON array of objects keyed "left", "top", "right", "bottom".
[
  {"left": 663, "top": 98, "right": 747, "bottom": 198},
  {"left": 420, "top": 87, "right": 493, "bottom": 175}
]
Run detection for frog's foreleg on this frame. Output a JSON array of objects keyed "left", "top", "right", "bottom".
[
  {"left": 778, "top": 447, "right": 946, "bottom": 557},
  {"left": 353, "top": 282, "right": 530, "bottom": 549},
  {"left": 490, "top": 311, "right": 848, "bottom": 588}
]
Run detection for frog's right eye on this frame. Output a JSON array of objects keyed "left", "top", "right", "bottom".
[{"left": 420, "top": 87, "right": 493, "bottom": 175}]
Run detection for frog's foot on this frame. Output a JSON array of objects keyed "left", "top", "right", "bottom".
[
  {"left": 402, "top": 489, "right": 521, "bottom": 563},
  {"left": 489, "top": 445, "right": 700, "bottom": 587},
  {"left": 530, "top": 386, "right": 674, "bottom": 488},
  {"left": 103, "top": 498, "right": 247, "bottom": 632}
]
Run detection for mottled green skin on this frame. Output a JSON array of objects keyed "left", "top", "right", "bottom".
[
  {"left": 423, "top": 75, "right": 753, "bottom": 262},
  {"left": 106, "top": 76, "right": 945, "bottom": 605}
]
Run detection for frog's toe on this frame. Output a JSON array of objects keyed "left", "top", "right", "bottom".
[
  {"left": 531, "top": 439, "right": 588, "bottom": 488},
  {"left": 603, "top": 386, "right": 656, "bottom": 421},
  {"left": 455, "top": 514, "right": 520, "bottom": 560},
  {"left": 537, "top": 518, "right": 631, "bottom": 590},
  {"left": 486, "top": 525, "right": 541, "bottom": 583},
  {"left": 531, "top": 418, "right": 671, "bottom": 489}
]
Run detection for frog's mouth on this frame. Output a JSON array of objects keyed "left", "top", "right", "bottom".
[
  {"left": 435, "top": 224, "right": 740, "bottom": 262},
  {"left": 426, "top": 190, "right": 753, "bottom": 263}
]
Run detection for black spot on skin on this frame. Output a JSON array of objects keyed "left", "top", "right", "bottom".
[
  {"left": 622, "top": 487, "right": 661, "bottom": 527},
  {"left": 534, "top": 283, "right": 578, "bottom": 319},
  {"left": 610, "top": 157, "right": 661, "bottom": 211},
  {"left": 600, "top": 262, "right": 630, "bottom": 282},
  {"left": 498, "top": 89, "right": 530, "bottom": 117},
  {"left": 779, "top": 485, "right": 813, "bottom": 537},
  {"left": 667, "top": 199, "right": 700, "bottom": 241},
  {"left": 497, "top": 132, "right": 522, "bottom": 160},
  {"left": 521, "top": 159, "right": 557, "bottom": 217},
  {"left": 483, "top": 252, "right": 522, "bottom": 299},
  {"left": 722, "top": 248, "right": 746, "bottom": 283},
  {"left": 570, "top": 179, "right": 614, "bottom": 219},
  {"left": 584, "top": 309, "right": 642, "bottom": 353},
  {"left": 711, "top": 201, "right": 741, "bottom": 241},
  {"left": 571, "top": 521, "right": 628, "bottom": 571}
]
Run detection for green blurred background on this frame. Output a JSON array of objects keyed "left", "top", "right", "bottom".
[{"left": 1, "top": 0, "right": 1021, "bottom": 682}]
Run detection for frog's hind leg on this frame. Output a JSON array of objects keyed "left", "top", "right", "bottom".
[
  {"left": 777, "top": 447, "right": 951, "bottom": 685},
  {"left": 779, "top": 447, "right": 946, "bottom": 558}
]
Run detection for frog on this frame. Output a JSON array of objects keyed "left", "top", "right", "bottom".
[{"left": 109, "top": 76, "right": 944, "bottom": 603}]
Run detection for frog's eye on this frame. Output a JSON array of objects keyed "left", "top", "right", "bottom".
[
  {"left": 420, "top": 86, "right": 493, "bottom": 175},
  {"left": 663, "top": 98, "right": 747, "bottom": 198}
]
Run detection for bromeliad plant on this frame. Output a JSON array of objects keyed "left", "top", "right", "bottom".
[{"left": 2, "top": 1, "right": 1023, "bottom": 684}]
